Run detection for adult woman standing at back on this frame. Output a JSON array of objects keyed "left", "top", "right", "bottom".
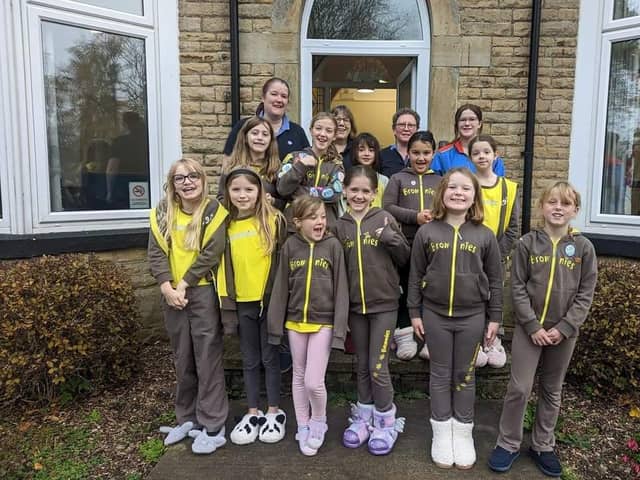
[
  {"left": 223, "top": 77, "right": 310, "bottom": 161},
  {"left": 331, "top": 105, "right": 357, "bottom": 171},
  {"left": 430, "top": 104, "right": 505, "bottom": 177}
]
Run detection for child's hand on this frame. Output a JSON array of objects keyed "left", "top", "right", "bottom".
[
  {"left": 530, "top": 328, "right": 553, "bottom": 346},
  {"left": 374, "top": 216, "right": 389, "bottom": 238},
  {"left": 484, "top": 322, "right": 500, "bottom": 348},
  {"left": 547, "top": 328, "right": 564, "bottom": 345},
  {"left": 411, "top": 317, "right": 424, "bottom": 340},
  {"left": 416, "top": 210, "right": 430, "bottom": 225},
  {"left": 161, "top": 282, "right": 188, "bottom": 310}
]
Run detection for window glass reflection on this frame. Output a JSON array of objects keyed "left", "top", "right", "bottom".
[
  {"left": 42, "top": 21, "right": 149, "bottom": 211},
  {"left": 614, "top": 0, "right": 640, "bottom": 20},
  {"left": 308, "top": 0, "right": 422, "bottom": 40},
  {"left": 602, "top": 39, "right": 640, "bottom": 216},
  {"left": 71, "top": 0, "right": 143, "bottom": 16}
]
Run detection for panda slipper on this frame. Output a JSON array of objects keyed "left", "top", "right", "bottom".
[
  {"left": 230, "top": 411, "right": 264, "bottom": 445},
  {"left": 259, "top": 409, "right": 287, "bottom": 443}
]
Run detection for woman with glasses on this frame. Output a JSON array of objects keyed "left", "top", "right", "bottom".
[
  {"left": 430, "top": 104, "right": 505, "bottom": 177},
  {"left": 331, "top": 105, "right": 358, "bottom": 171},
  {"left": 378, "top": 108, "right": 421, "bottom": 178}
]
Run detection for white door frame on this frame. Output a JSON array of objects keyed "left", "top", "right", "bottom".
[{"left": 300, "top": 1, "right": 431, "bottom": 132}]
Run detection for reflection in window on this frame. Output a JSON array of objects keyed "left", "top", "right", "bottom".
[
  {"left": 614, "top": 0, "right": 640, "bottom": 20},
  {"left": 42, "top": 21, "right": 149, "bottom": 211},
  {"left": 308, "top": 0, "right": 422, "bottom": 40},
  {"left": 602, "top": 39, "right": 640, "bottom": 216},
  {"left": 71, "top": 0, "right": 143, "bottom": 16}
]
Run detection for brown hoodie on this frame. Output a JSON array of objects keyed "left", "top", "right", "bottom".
[
  {"left": 382, "top": 167, "right": 442, "bottom": 243},
  {"left": 335, "top": 208, "right": 410, "bottom": 314},
  {"left": 267, "top": 232, "right": 349, "bottom": 350},
  {"left": 511, "top": 229, "right": 597, "bottom": 338},
  {"left": 407, "top": 220, "right": 503, "bottom": 322}
]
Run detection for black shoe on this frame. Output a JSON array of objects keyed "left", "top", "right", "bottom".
[
  {"left": 488, "top": 446, "right": 520, "bottom": 472},
  {"left": 529, "top": 447, "right": 562, "bottom": 477}
]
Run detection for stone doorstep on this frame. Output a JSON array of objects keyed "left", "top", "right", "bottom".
[{"left": 222, "top": 336, "right": 512, "bottom": 400}]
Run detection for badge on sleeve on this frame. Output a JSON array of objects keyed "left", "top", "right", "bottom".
[
  {"left": 309, "top": 187, "right": 319, "bottom": 197},
  {"left": 321, "top": 188, "right": 334, "bottom": 199}
]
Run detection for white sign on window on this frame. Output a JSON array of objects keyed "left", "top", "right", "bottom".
[{"left": 129, "top": 181, "right": 149, "bottom": 209}]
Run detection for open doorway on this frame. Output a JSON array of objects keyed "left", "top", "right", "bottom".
[
  {"left": 312, "top": 56, "right": 416, "bottom": 145},
  {"left": 300, "top": 0, "right": 430, "bottom": 138}
]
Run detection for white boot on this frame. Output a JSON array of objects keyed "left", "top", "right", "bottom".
[
  {"left": 429, "top": 418, "right": 453, "bottom": 468},
  {"left": 393, "top": 327, "right": 417, "bottom": 360},
  {"left": 452, "top": 418, "right": 476, "bottom": 469}
]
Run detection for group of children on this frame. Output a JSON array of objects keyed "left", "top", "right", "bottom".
[{"left": 148, "top": 105, "right": 597, "bottom": 478}]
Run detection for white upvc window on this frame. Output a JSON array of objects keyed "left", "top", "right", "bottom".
[
  {"left": 570, "top": 0, "right": 640, "bottom": 236},
  {"left": 0, "top": 0, "right": 180, "bottom": 235}
]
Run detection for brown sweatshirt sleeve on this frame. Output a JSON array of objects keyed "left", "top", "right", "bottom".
[
  {"left": 331, "top": 238, "right": 349, "bottom": 350},
  {"left": 407, "top": 227, "right": 428, "bottom": 319},
  {"left": 554, "top": 239, "right": 598, "bottom": 339},
  {"left": 276, "top": 156, "right": 311, "bottom": 198},
  {"left": 378, "top": 215, "right": 411, "bottom": 268},
  {"left": 483, "top": 231, "right": 504, "bottom": 324},
  {"left": 147, "top": 231, "right": 172, "bottom": 285},
  {"left": 182, "top": 214, "right": 227, "bottom": 287},
  {"left": 511, "top": 237, "right": 541, "bottom": 335},
  {"left": 216, "top": 173, "right": 226, "bottom": 203},
  {"left": 383, "top": 176, "right": 419, "bottom": 225},
  {"left": 267, "top": 241, "right": 291, "bottom": 345},
  {"left": 499, "top": 195, "right": 520, "bottom": 260}
]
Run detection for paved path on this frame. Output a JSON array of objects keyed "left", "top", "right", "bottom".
[{"left": 148, "top": 398, "right": 547, "bottom": 480}]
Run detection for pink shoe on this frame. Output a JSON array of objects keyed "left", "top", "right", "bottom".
[
  {"left": 418, "top": 343, "right": 430, "bottom": 360},
  {"left": 486, "top": 337, "right": 507, "bottom": 368},
  {"left": 475, "top": 348, "right": 488, "bottom": 368},
  {"left": 295, "top": 426, "right": 317, "bottom": 456},
  {"left": 393, "top": 327, "right": 417, "bottom": 360},
  {"left": 307, "top": 418, "right": 328, "bottom": 450},
  {"left": 343, "top": 402, "right": 373, "bottom": 448}
]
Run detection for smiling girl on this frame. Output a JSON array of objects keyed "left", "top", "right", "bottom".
[
  {"left": 148, "top": 158, "right": 229, "bottom": 455},
  {"left": 217, "top": 168, "right": 287, "bottom": 446},
  {"left": 335, "top": 166, "right": 410, "bottom": 455},
  {"left": 408, "top": 167, "right": 503, "bottom": 470},
  {"left": 382, "top": 130, "right": 442, "bottom": 361},
  {"left": 267, "top": 195, "right": 349, "bottom": 456},
  {"left": 219, "top": 116, "right": 284, "bottom": 209},
  {"left": 277, "top": 112, "right": 345, "bottom": 231}
]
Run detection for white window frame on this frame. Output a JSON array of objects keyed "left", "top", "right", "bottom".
[
  {"left": 569, "top": 0, "right": 640, "bottom": 236},
  {"left": 0, "top": 0, "right": 180, "bottom": 234},
  {"left": 299, "top": 0, "right": 431, "bottom": 133}
]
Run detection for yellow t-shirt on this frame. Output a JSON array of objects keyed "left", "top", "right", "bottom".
[
  {"left": 228, "top": 216, "right": 272, "bottom": 302},
  {"left": 170, "top": 209, "right": 210, "bottom": 287},
  {"left": 481, "top": 177, "right": 518, "bottom": 237}
]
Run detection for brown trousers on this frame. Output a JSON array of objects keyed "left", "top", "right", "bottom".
[
  {"left": 163, "top": 285, "right": 229, "bottom": 432},
  {"left": 349, "top": 311, "right": 397, "bottom": 411},
  {"left": 497, "top": 324, "right": 577, "bottom": 452}
]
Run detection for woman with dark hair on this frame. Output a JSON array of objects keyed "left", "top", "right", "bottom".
[
  {"left": 430, "top": 104, "right": 505, "bottom": 176},
  {"left": 331, "top": 105, "right": 357, "bottom": 170},
  {"left": 223, "top": 77, "right": 309, "bottom": 161}
]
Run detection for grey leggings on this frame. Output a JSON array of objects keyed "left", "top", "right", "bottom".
[
  {"left": 424, "top": 310, "right": 485, "bottom": 423},
  {"left": 237, "top": 301, "right": 281, "bottom": 408},
  {"left": 349, "top": 311, "right": 397, "bottom": 411}
]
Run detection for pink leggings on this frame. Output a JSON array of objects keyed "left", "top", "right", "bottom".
[{"left": 288, "top": 327, "right": 332, "bottom": 426}]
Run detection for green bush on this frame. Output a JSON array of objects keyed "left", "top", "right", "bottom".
[
  {"left": 0, "top": 254, "right": 141, "bottom": 405},
  {"left": 568, "top": 257, "right": 640, "bottom": 397}
]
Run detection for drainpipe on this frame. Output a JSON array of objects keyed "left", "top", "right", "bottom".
[
  {"left": 229, "top": 0, "right": 240, "bottom": 124},
  {"left": 521, "top": 0, "right": 542, "bottom": 234}
]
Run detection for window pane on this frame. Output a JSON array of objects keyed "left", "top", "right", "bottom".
[
  {"left": 308, "top": 0, "right": 422, "bottom": 40},
  {"left": 614, "top": 0, "right": 640, "bottom": 20},
  {"left": 71, "top": 0, "right": 143, "bottom": 16},
  {"left": 602, "top": 39, "right": 640, "bottom": 216},
  {"left": 42, "top": 21, "right": 150, "bottom": 212}
]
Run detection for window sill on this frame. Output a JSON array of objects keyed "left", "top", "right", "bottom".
[
  {"left": 584, "top": 233, "right": 640, "bottom": 259},
  {"left": 0, "top": 228, "right": 148, "bottom": 259}
]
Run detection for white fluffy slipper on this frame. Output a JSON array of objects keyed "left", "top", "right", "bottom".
[
  {"left": 259, "top": 409, "right": 286, "bottom": 443},
  {"left": 452, "top": 418, "right": 476, "bottom": 469},
  {"left": 160, "top": 421, "right": 194, "bottom": 446},
  {"left": 191, "top": 426, "right": 226, "bottom": 455},
  {"left": 394, "top": 327, "right": 417, "bottom": 360},
  {"left": 230, "top": 411, "right": 264, "bottom": 445},
  {"left": 430, "top": 418, "right": 454, "bottom": 468}
]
